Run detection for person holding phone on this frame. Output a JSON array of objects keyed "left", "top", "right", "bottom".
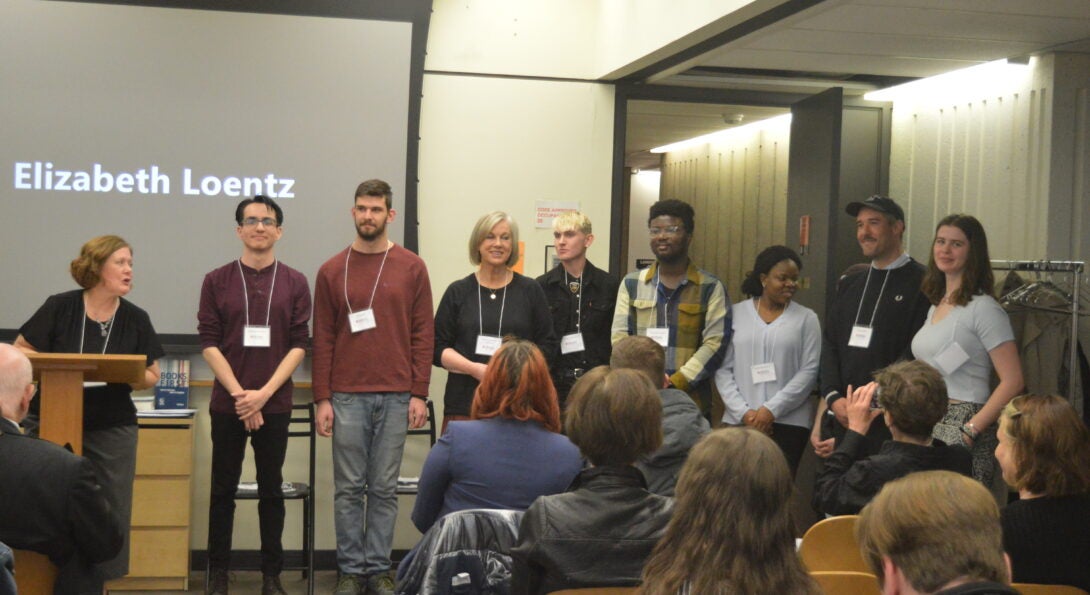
[{"left": 813, "top": 360, "right": 971, "bottom": 516}]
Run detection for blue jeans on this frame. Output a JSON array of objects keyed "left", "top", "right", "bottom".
[{"left": 331, "top": 392, "right": 410, "bottom": 576}]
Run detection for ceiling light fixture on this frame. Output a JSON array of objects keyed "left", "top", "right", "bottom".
[
  {"left": 863, "top": 58, "right": 1034, "bottom": 103},
  {"left": 650, "top": 113, "right": 792, "bottom": 154}
]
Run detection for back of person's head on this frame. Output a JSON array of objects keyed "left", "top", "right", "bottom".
[
  {"left": 0, "top": 344, "right": 33, "bottom": 416},
  {"left": 640, "top": 428, "right": 817, "bottom": 595},
  {"left": 999, "top": 394, "right": 1090, "bottom": 497},
  {"left": 873, "top": 360, "right": 948, "bottom": 440},
  {"left": 564, "top": 366, "right": 662, "bottom": 466},
  {"left": 648, "top": 199, "right": 695, "bottom": 234},
  {"left": 609, "top": 336, "right": 665, "bottom": 388},
  {"left": 471, "top": 339, "right": 561, "bottom": 432},
  {"left": 857, "top": 470, "right": 1008, "bottom": 593}
]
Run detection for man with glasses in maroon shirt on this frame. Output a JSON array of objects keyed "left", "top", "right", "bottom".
[{"left": 198, "top": 195, "right": 312, "bottom": 595}]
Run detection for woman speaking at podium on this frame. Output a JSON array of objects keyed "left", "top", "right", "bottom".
[{"left": 14, "top": 234, "right": 164, "bottom": 583}]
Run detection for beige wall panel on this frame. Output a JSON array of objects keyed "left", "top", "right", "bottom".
[{"left": 890, "top": 69, "right": 1053, "bottom": 262}]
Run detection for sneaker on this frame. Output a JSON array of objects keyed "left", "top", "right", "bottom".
[
  {"left": 333, "top": 573, "right": 363, "bottom": 595},
  {"left": 207, "top": 568, "right": 229, "bottom": 595},
  {"left": 366, "top": 573, "right": 396, "bottom": 595},
  {"left": 262, "top": 574, "right": 288, "bottom": 595}
]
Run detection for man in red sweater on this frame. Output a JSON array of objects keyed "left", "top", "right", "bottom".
[{"left": 312, "top": 179, "right": 434, "bottom": 595}]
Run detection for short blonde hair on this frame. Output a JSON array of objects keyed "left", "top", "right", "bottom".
[
  {"left": 70, "top": 235, "right": 131, "bottom": 289},
  {"left": 552, "top": 211, "right": 592, "bottom": 235},
  {"left": 857, "top": 470, "right": 1007, "bottom": 592},
  {"left": 468, "top": 211, "right": 520, "bottom": 267}
]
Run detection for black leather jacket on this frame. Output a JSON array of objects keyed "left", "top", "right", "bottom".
[
  {"left": 509, "top": 465, "right": 673, "bottom": 594},
  {"left": 535, "top": 261, "right": 619, "bottom": 402}
]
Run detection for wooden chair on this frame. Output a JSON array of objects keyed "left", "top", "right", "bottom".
[
  {"left": 810, "top": 571, "right": 881, "bottom": 595},
  {"left": 1012, "top": 583, "right": 1090, "bottom": 595},
  {"left": 799, "top": 515, "right": 870, "bottom": 573},
  {"left": 553, "top": 584, "right": 636, "bottom": 588},
  {"left": 12, "top": 549, "right": 58, "bottom": 594}
]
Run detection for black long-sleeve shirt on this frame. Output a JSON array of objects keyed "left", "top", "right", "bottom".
[
  {"left": 813, "top": 429, "right": 972, "bottom": 515},
  {"left": 434, "top": 273, "right": 557, "bottom": 416}
]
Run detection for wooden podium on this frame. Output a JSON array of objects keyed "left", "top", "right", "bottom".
[{"left": 29, "top": 353, "right": 145, "bottom": 454}]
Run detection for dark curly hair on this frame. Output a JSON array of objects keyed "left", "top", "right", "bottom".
[
  {"left": 740, "top": 245, "right": 802, "bottom": 298},
  {"left": 648, "top": 199, "right": 695, "bottom": 234}
]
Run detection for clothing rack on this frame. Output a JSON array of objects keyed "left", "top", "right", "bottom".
[{"left": 991, "top": 259, "right": 1084, "bottom": 403}]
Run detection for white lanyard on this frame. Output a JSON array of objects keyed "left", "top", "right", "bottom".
[
  {"left": 237, "top": 259, "right": 278, "bottom": 327},
  {"left": 477, "top": 272, "right": 509, "bottom": 337},
  {"left": 564, "top": 270, "right": 582, "bottom": 331},
  {"left": 79, "top": 300, "right": 115, "bottom": 355},
  {"left": 852, "top": 266, "right": 891, "bottom": 328},
  {"left": 344, "top": 242, "right": 391, "bottom": 313}
]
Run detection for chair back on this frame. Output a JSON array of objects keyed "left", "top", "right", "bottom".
[
  {"left": 799, "top": 515, "right": 869, "bottom": 573},
  {"left": 809, "top": 571, "right": 880, "bottom": 595},
  {"left": 1012, "top": 584, "right": 1090, "bottom": 595},
  {"left": 11, "top": 549, "right": 57, "bottom": 594},
  {"left": 288, "top": 402, "right": 317, "bottom": 494}
]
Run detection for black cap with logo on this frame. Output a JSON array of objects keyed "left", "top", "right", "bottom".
[{"left": 845, "top": 195, "right": 905, "bottom": 222}]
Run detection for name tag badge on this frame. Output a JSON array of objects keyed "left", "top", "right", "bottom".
[
  {"left": 935, "top": 341, "right": 970, "bottom": 375},
  {"left": 348, "top": 308, "right": 376, "bottom": 333},
  {"left": 560, "top": 332, "right": 585, "bottom": 354},
  {"left": 243, "top": 325, "right": 271, "bottom": 348},
  {"left": 475, "top": 334, "right": 502, "bottom": 357},
  {"left": 646, "top": 327, "right": 669, "bottom": 348},
  {"left": 751, "top": 362, "right": 777, "bottom": 384},
  {"left": 849, "top": 325, "right": 873, "bottom": 349}
]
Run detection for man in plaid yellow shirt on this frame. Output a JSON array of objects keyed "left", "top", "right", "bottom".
[{"left": 611, "top": 199, "right": 731, "bottom": 417}]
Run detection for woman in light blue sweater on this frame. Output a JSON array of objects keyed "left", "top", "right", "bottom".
[{"left": 715, "top": 245, "right": 820, "bottom": 474}]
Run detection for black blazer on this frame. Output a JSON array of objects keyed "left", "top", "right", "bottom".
[{"left": 0, "top": 418, "right": 122, "bottom": 567}]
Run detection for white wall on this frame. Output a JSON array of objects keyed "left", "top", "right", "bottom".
[
  {"left": 425, "top": 0, "right": 598, "bottom": 78},
  {"left": 426, "top": 0, "right": 770, "bottom": 79},
  {"left": 887, "top": 56, "right": 1053, "bottom": 261},
  {"left": 596, "top": 0, "right": 781, "bottom": 78}
]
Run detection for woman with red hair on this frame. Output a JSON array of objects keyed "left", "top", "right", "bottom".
[{"left": 411, "top": 339, "right": 582, "bottom": 533}]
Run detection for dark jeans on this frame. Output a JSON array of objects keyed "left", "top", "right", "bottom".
[{"left": 208, "top": 411, "right": 290, "bottom": 576}]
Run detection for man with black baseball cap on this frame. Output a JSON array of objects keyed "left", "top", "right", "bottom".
[{"left": 815, "top": 195, "right": 930, "bottom": 457}]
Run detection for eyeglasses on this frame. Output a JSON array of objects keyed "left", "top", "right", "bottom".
[
  {"left": 241, "top": 217, "right": 278, "bottom": 228},
  {"left": 648, "top": 225, "right": 683, "bottom": 237}
]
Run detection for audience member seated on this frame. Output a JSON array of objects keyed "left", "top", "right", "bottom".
[
  {"left": 411, "top": 339, "right": 582, "bottom": 534},
  {"left": 857, "top": 470, "right": 1015, "bottom": 595},
  {"left": 640, "top": 428, "right": 820, "bottom": 594},
  {"left": 813, "top": 360, "right": 972, "bottom": 515},
  {"left": 610, "top": 336, "right": 709, "bottom": 496},
  {"left": 511, "top": 367, "right": 673, "bottom": 594},
  {"left": 0, "top": 343, "right": 123, "bottom": 594},
  {"left": 995, "top": 394, "right": 1090, "bottom": 592}
]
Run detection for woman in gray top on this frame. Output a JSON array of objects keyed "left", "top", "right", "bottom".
[{"left": 911, "top": 214, "right": 1023, "bottom": 485}]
